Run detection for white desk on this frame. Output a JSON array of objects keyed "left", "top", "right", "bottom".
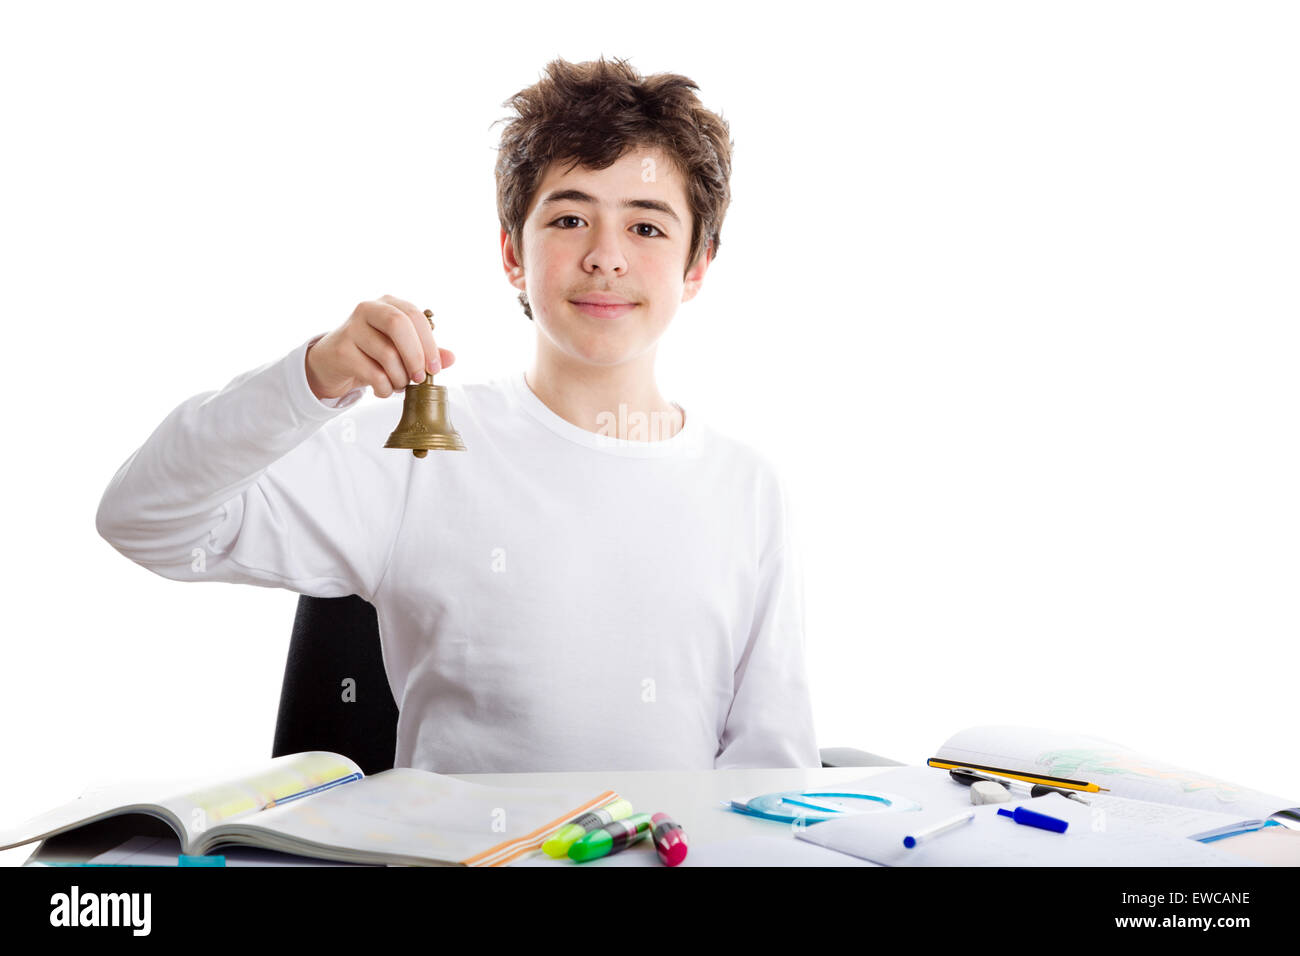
[
  {"left": 24, "top": 764, "right": 1296, "bottom": 867},
  {"left": 22, "top": 766, "right": 890, "bottom": 867},
  {"left": 455, "top": 765, "right": 889, "bottom": 867}
]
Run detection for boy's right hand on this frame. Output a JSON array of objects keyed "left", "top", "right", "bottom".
[{"left": 305, "top": 294, "right": 456, "bottom": 401}]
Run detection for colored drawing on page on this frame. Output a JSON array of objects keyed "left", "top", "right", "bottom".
[{"left": 1034, "top": 748, "right": 1258, "bottom": 804}]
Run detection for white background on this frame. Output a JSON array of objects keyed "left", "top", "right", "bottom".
[{"left": 2, "top": 1, "right": 1296, "bottom": 863}]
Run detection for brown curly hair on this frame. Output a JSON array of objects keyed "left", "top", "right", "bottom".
[{"left": 493, "top": 56, "right": 733, "bottom": 320}]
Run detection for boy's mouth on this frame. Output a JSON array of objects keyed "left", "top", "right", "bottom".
[{"left": 570, "top": 295, "right": 638, "bottom": 319}]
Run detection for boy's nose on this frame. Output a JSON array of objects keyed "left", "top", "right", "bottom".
[{"left": 582, "top": 230, "right": 629, "bottom": 275}]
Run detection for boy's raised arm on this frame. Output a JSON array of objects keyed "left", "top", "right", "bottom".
[
  {"left": 96, "top": 326, "right": 407, "bottom": 602},
  {"left": 97, "top": 295, "right": 451, "bottom": 600}
]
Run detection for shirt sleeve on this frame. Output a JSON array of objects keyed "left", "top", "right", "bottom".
[
  {"left": 94, "top": 334, "right": 407, "bottom": 603},
  {"left": 714, "top": 468, "right": 821, "bottom": 769}
]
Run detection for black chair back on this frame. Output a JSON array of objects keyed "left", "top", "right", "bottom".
[{"left": 272, "top": 594, "right": 398, "bottom": 776}]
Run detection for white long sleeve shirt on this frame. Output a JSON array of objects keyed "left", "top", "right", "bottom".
[{"left": 95, "top": 334, "right": 820, "bottom": 773}]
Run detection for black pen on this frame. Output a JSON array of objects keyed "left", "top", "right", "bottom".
[{"left": 949, "top": 767, "right": 1091, "bottom": 805}]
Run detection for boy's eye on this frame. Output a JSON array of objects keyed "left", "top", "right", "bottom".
[{"left": 549, "top": 216, "right": 664, "bottom": 238}]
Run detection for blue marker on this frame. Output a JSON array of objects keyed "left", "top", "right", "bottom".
[{"left": 996, "top": 806, "right": 1069, "bottom": 833}]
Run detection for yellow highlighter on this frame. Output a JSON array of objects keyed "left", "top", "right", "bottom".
[{"left": 542, "top": 798, "right": 635, "bottom": 858}]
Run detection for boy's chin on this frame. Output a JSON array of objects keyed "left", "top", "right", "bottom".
[
  {"left": 563, "top": 346, "right": 643, "bottom": 369},
  {"left": 535, "top": 322, "right": 645, "bottom": 364},
  {"left": 543, "top": 334, "right": 648, "bottom": 370}
]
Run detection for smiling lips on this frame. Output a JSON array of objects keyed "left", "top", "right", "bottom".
[{"left": 570, "top": 294, "right": 638, "bottom": 319}]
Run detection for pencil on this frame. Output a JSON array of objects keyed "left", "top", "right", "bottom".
[{"left": 927, "top": 757, "right": 1109, "bottom": 793}]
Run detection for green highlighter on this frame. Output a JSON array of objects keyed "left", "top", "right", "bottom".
[
  {"left": 543, "top": 798, "right": 634, "bottom": 858},
  {"left": 568, "top": 813, "right": 655, "bottom": 863}
]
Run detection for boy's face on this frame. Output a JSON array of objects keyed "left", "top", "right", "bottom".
[{"left": 502, "top": 146, "right": 710, "bottom": 371}]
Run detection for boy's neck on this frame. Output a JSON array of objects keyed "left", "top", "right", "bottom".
[{"left": 525, "top": 348, "right": 683, "bottom": 441}]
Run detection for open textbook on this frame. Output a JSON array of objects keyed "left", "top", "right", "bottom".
[
  {"left": 932, "top": 725, "right": 1300, "bottom": 823},
  {"left": 0, "top": 752, "right": 618, "bottom": 867}
]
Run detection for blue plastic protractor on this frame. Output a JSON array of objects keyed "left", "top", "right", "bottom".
[{"left": 731, "top": 789, "right": 920, "bottom": 824}]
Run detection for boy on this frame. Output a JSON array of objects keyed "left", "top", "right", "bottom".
[{"left": 96, "top": 56, "right": 819, "bottom": 773}]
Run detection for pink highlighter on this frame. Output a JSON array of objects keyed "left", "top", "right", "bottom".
[{"left": 651, "top": 812, "right": 689, "bottom": 866}]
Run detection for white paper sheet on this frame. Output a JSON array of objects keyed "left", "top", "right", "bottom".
[{"left": 795, "top": 793, "right": 1257, "bottom": 866}]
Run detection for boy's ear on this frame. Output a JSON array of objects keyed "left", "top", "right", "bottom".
[
  {"left": 501, "top": 228, "right": 526, "bottom": 291},
  {"left": 681, "top": 241, "right": 714, "bottom": 303}
]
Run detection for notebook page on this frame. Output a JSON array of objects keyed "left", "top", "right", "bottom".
[
  {"left": 833, "top": 764, "right": 1266, "bottom": 841},
  {"left": 796, "top": 794, "right": 1254, "bottom": 867}
]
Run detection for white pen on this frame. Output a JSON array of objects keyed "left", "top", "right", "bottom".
[{"left": 903, "top": 810, "right": 976, "bottom": 849}]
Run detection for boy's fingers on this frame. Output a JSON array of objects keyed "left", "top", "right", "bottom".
[
  {"left": 368, "top": 302, "right": 425, "bottom": 384},
  {"left": 418, "top": 311, "right": 440, "bottom": 376},
  {"left": 378, "top": 293, "right": 421, "bottom": 318},
  {"left": 376, "top": 295, "right": 444, "bottom": 378},
  {"left": 375, "top": 295, "right": 427, "bottom": 377}
]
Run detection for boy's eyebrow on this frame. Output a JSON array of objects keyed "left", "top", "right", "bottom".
[{"left": 538, "top": 188, "right": 682, "bottom": 225}]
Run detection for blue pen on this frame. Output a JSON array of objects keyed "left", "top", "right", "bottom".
[
  {"left": 997, "top": 806, "right": 1069, "bottom": 833},
  {"left": 903, "top": 810, "right": 976, "bottom": 849}
]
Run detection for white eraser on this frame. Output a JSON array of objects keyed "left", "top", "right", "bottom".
[{"left": 970, "top": 781, "right": 1012, "bottom": 805}]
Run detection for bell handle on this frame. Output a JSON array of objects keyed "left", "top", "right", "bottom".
[{"left": 422, "top": 308, "right": 438, "bottom": 385}]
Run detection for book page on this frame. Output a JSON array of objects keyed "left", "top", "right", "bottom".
[
  {"left": 87, "top": 835, "right": 376, "bottom": 866},
  {"left": 207, "top": 768, "right": 618, "bottom": 866},
  {"left": 0, "top": 752, "right": 362, "bottom": 855},
  {"left": 936, "top": 725, "right": 1299, "bottom": 818},
  {"left": 156, "top": 752, "right": 364, "bottom": 845},
  {"left": 0, "top": 780, "right": 188, "bottom": 852}
]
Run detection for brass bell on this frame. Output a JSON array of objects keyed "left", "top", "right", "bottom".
[{"left": 384, "top": 309, "right": 466, "bottom": 457}]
